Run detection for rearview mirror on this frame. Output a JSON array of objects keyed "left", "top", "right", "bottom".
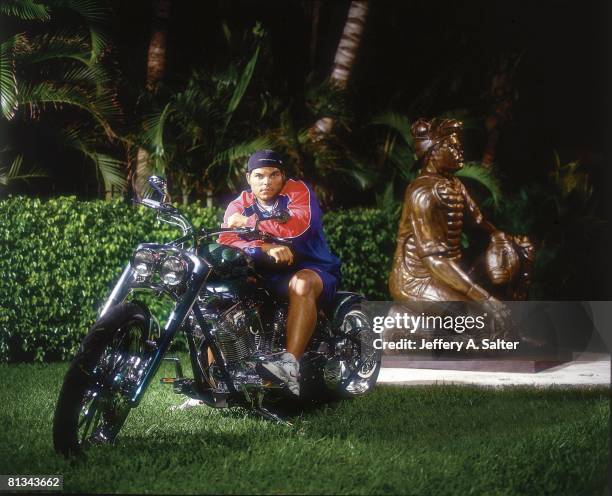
[{"left": 148, "top": 176, "right": 168, "bottom": 201}]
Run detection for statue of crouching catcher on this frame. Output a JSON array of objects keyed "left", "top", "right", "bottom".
[{"left": 387, "top": 118, "right": 535, "bottom": 345}]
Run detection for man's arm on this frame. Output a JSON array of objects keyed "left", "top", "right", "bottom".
[
  {"left": 218, "top": 197, "right": 263, "bottom": 251},
  {"left": 224, "top": 180, "right": 313, "bottom": 238},
  {"left": 218, "top": 196, "right": 294, "bottom": 265},
  {"left": 257, "top": 180, "right": 313, "bottom": 238}
]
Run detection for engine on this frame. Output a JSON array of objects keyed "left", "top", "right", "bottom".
[{"left": 214, "top": 303, "right": 286, "bottom": 364}]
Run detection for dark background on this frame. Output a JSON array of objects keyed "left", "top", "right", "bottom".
[
  {"left": 3, "top": 0, "right": 611, "bottom": 298},
  {"left": 10, "top": 0, "right": 608, "bottom": 200},
  {"left": 115, "top": 0, "right": 612, "bottom": 299}
]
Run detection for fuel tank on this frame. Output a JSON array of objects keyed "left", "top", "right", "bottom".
[{"left": 197, "top": 242, "right": 262, "bottom": 299}]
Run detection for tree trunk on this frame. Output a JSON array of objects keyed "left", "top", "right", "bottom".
[
  {"left": 145, "top": 0, "right": 171, "bottom": 91},
  {"left": 205, "top": 186, "right": 213, "bottom": 208},
  {"left": 481, "top": 53, "right": 521, "bottom": 168},
  {"left": 308, "top": 0, "right": 321, "bottom": 70},
  {"left": 133, "top": 0, "right": 171, "bottom": 198},
  {"left": 481, "top": 118, "right": 502, "bottom": 168},
  {"left": 180, "top": 173, "right": 192, "bottom": 205},
  {"left": 309, "top": 0, "right": 369, "bottom": 139}
]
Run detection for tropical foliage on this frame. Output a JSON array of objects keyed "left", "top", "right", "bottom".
[
  {"left": 494, "top": 153, "right": 605, "bottom": 298},
  {"left": 369, "top": 111, "right": 502, "bottom": 208},
  {"left": 0, "top": 0, "right": 124, "bottom": 196},
  {"left": 129, "top": 23, "right": 276, "bottom": 205},
  {"left": 0, "top": 0, "right": 606, "bottom": 303},
  {"left": 0, "top": 196, "right": 394, "bottom": 361}
]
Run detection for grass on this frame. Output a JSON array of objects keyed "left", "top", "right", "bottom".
[{"left": 0, "top": 356, "right": 608, "bottom": 495}]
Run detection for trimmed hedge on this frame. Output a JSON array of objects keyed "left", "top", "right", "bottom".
[{"left": 0, "top": 197, "right": 396, "bottom": 362}]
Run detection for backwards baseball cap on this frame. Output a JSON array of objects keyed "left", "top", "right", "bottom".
[{"left": 247, "top": 149, "right": 285, "bottom": 173}]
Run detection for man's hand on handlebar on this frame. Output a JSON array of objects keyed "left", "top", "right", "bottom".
[
  {"left": 227, "top": 213, "right": 250, "bottom": 228},
  {"left": 261, "top": 243, "right": 294, "bottom": 265}
]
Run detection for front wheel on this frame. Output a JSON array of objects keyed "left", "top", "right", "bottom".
[
  {"left": 326, "top": 303, "right": 381, "bottom": 398},
  {"left": 52, "top": 302, "right": 150, "bottom": 456}
]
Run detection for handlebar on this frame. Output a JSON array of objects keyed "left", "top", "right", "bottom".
[
  {"left": 199, "top": 227, "right": 291, "bottom": 246},
  {"left": 134, "top": 196, "right": 290, "bottom": 248},
  {"left": 134, "top": 198, "right": 194, "bottom": 238}
]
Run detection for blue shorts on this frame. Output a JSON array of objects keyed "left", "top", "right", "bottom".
[{"left": 264, "top": 266, "right": 339, "bottom": 310}]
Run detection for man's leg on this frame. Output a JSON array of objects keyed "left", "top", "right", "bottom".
[
  {"left": 259, "top": 269, "right": 323, "bottom": 395},
  {"left": 285, "top": 269, "right": 323, "bottom": 359}
]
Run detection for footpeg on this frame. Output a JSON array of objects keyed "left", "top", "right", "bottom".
[{"left": 160, "top": 356, "right": 184, "bottom": 384}]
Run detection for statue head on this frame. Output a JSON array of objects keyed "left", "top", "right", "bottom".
[{"left": 411, "top": 118, "right": 464, "bottom": 173}]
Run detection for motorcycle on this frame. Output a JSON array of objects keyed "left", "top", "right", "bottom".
[{"left": 53, "top": 176, "right": 381, "bottom": 456}]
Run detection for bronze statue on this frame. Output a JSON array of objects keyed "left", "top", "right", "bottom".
[{"left": 389, "top": 118, "right": 534, "bottom": 306}]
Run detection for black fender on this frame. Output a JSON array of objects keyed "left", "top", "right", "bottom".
[{"left": 330, "top": 291, "right": 367, "bottom": 330}]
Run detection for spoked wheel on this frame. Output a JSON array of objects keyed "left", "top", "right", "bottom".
[
  {"left": 329, "top": 304, "right": 381, "bottom": 398},
  {"left": 53, "top": 302, "right": 150, "bottom": 456}
]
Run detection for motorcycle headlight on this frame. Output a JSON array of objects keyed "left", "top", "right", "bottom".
[
  {"left": 132, "top": 249, "right": 156, "bottom": 277},
  {"left": 160, "top": 256, "right": 188, "bottom": 286}
]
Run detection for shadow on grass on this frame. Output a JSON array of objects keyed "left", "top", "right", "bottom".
[{"left": 0, "top": 361, "right": 608, "bottom": 495}]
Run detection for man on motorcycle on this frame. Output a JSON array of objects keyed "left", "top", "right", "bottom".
[{"left": 218, "top": 150, "right": 341, "bottom": 396}]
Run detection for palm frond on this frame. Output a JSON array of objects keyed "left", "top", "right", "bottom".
[
  {"left": 455, "top": 162, "right": 502, "bottom": 207},
  {"left": 89, "top": 152, "right": 126, "bottom": 191},
  {"left": 211, "top": 135, "right": 273, "bottom": 168},
  {"left": 57, "top": 129, "right": 126, "bottom": 191},
  {"left": 305, "top": 80, "right": 350, "bottom": 123},
  {"left": 371, "top": 112, "right": 413, "bottom": 148},
  {"left": 0, "top": 34, "right": 26, "bottom": 119},
  {"left": 210, "top": 135, "right": 274, "bottom": 191},
  {"left": 221, "top": 21, "right": 232, "bottom": 47},
  {"left": 556, "top": 159, "right": 593, "bottom": 201},
  {"left": 17, "top": 31, "right": 90, "bottom": 65},
  {"left": 224, "top": 45, "right": 260, "bottom": 130},
  {"left": 47, "top": 0, "right": 110, "bottom": 61},
  {"left": 387, "top": 143, "right": 417, "bottom": 182},
  {"left": 141, "top": 103, "right": 174, "bottom": 158},
  {"left": 0, "top": 0, "right": 50, "bottom": 21},
  {"left": 62, "top": 63, "right": 110, "bottom": 86},
  {"left": 0, "top": 155, "right": 47, "bottom": 187},
  {"left": 17, "top": 81, "right": 118, "bottom": 137},
  {"left": 333, "top": 166, "right": 375, "bottom": 190},
  {"left": 375, "top": 182, "right": 401, "bottom": 216}
]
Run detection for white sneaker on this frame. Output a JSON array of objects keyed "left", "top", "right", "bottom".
[
  {"left": 258, "top": 352, "right": 300, "bottom": 396},
  {"left": 171, "top": 398, "right": 204, "bottom": 411}
]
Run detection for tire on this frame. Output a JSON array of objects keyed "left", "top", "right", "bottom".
[
  {"left": 327, "top": 302, "right": 382, "bottom": 399},
  {"left": 52, "top": 302, "right": 150, "bottom": 457}
]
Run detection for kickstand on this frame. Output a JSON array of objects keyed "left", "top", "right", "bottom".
[
  {"left": 254, "top": 404, "right": 293, "bottom": 426},
  {"left": 252, "top": 389, "right": 292, "bottom": 426}
]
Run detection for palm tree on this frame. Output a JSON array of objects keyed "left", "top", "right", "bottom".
[
  {"left": 303, "top": 0, "right": 321, "bottom": 70},
  {"left": 481, "top": 52, "right": 522, "bottom": 168},
  {"left": 137, "top": 38, "right": 272, "bottom": 207},
  {"left": 309, "top": 0, "right": 369, "bottom": 139},
  {"left": 0, "top": 0, "right": 125, "bottom": 197},
  {"left": 132, "top": 0, "right": 172, "bottom": 198},
  {"left": 0, "top": 153, "right": 46, "bottom": 197},
  {"left": 145, "top": 0, "right": 171, "bottom": 91}
]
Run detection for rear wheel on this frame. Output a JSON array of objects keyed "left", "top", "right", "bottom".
[
  {"left": 326, "top": 303, "right": 381, "bottom": 398},
  {"left": 52, "top": 302, "right": 150, "bottom": 456}
]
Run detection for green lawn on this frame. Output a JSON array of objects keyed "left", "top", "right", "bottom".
[{"left": 0, "top": 357, "right": 608, "bottom": 495}]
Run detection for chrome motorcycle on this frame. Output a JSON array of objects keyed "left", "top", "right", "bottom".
[{"left": 53, "top": 176, "right": 380, "bottom": 456}]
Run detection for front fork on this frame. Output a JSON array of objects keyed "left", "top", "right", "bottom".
[
  {"left": 98, "top": 255, "right": 215, "bottom": 406},
  {"left": 99, "top": 263, "right": 135, "bottom": 318}
]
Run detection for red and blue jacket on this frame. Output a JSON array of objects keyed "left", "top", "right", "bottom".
[{"left": 218, "top": 179, "right": 341, "bottom": 279}]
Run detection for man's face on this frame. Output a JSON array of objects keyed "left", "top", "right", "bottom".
[
  {"left": 246, "top": 167, "right": 285, "bottom": 203},
  {"left": 431, "top": 133, "right": 464, "bottom": 173}
]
